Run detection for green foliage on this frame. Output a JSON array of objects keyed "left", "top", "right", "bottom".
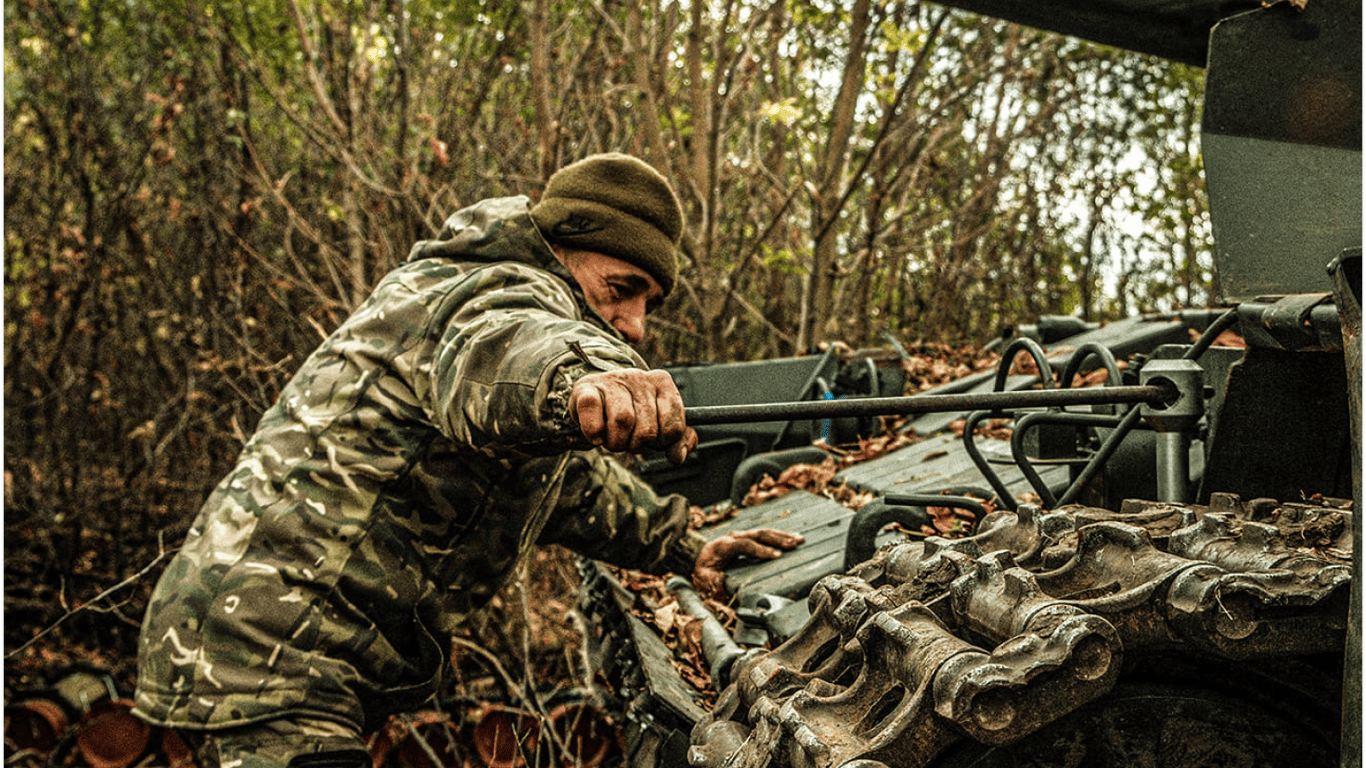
[{"left": 761, "top": 244, "right": 806, "bottom": 275}]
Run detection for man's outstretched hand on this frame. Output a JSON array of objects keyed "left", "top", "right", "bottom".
[
  {"left": 571, "top": 369, "right": 698, "bottom": 464},
  {"left": 692, "top": 528, "right": 805, "bottom": 600}
]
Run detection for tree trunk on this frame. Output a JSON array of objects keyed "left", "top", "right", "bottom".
[{"left": 804, "top": 0, "right": 873, "bottom": 348}]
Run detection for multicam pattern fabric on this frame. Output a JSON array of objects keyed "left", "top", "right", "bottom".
[
  {"left": 135, "top": 196, "right": 705, "bottom": 733},
  {"left": 179, "top": 716, "right": 367, "bottom": 768}
]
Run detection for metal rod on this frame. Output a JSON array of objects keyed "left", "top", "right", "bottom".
[
  {"left": 1010, "top": 410, "right": 1125, "bottom": 508},
  {"left": 1155, "top": 431, "right": 1191, "bottom": 503},
  {"left": 1056, "top": 405, "right": 1145, "bottom": 507},
  {"left": 667, "top": 576, "right": 744, "bottom": 686},
  {"left": 962, "top": 409, "right": 1021, "bottom": 511},
  {"left": 684, "top": 383, "right": 1172, "bottom": 426}
]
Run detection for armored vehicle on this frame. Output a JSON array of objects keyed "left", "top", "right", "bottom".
[{"left": 577, "top": 0, "right": 1362, "bottom": 766}]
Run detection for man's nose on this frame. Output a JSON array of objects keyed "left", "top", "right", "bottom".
[{"left": 614, "top": 310, "right": 645, "bottom": 344}]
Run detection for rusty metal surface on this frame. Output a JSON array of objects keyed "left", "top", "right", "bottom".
[
  {"left": 690, "top": 494, "right": 1350, "bottom": 768},
  {"left": 1330, "top": 249, "right": 1363, "bottom": 768}
]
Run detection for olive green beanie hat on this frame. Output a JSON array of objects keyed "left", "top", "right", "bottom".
[{"left": 530, "top": 153, "right": 683, "bottom": 296}]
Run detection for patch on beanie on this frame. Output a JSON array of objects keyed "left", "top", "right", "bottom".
[{"left": 550, "top": 213, "right": 605, "bottom": 238}]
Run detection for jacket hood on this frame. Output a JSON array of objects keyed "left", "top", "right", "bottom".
[
  {"left": 408, "top": 196, "right": 559, "bottom": 270},
  {"left": 405, "top": 195, "right": 618, "bottom": 339}
]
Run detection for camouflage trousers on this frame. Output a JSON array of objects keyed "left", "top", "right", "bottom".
[{"left": 179, "top": 717, "right": 369, "bottom": 768}]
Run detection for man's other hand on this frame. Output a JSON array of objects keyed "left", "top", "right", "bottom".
[
  {"left": 571, "top": 369, "right": 698, "bottom": 463},
  {"left": 692, "top": 528, "right": 805, "bottom": 600}
]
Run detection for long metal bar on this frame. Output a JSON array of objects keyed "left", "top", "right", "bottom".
[
  {"left": 666, "top": 576, "right": 744, "bottom": 686},
  {"left": 684, "top": 383, "right": 1173, "bottom": 426}
]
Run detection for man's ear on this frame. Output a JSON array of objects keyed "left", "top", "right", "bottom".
[{"left": 550, "top": 243, "right": 579, "bottom": 268}]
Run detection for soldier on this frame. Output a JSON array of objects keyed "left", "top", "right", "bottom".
[{"left": 133, "top": 154, "right": 803, "bottom": 767}]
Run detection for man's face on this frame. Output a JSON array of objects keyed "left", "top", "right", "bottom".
[{"left": 555, "top": 247, "right": 663, "bottom": 344}]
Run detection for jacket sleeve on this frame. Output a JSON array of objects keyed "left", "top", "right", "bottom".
[
  {"left": 538, "top": 450, "right": 707, "bottom": 576},
  {"left": 409, "top": 261, "right": 644, "bottom": 458}
]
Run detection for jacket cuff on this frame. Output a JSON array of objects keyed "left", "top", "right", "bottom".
[{"left": 660, "top": 527, "right": 709, "bottom": 577}]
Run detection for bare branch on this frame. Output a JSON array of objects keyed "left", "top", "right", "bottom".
[{"left": 7, "top": 535, "right": 178, "bottom": 660}]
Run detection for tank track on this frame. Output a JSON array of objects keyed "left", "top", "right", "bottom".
[{"left": 687, "top": 493, "right": 1350, "bottom": 768}]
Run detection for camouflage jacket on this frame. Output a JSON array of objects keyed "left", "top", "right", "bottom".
[{"left": 134, "top": 196, "right": 705, "bottom": 732}]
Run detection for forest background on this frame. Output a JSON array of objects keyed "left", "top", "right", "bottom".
[{"left": 3, "top": 0, "right": 1213, "bottom": 728}]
